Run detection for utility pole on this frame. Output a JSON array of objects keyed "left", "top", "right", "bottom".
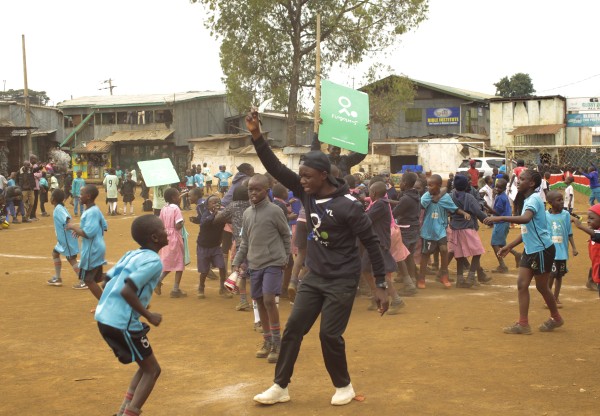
[
  {"left": 22, "top": 34, "right": 32, "bottom": 159},
  {"left": 99, "top": 78, "right": 117, "bottom": 95}
]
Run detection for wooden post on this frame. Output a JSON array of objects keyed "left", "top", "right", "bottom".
[
  {"left": 313, "top": 14, "right": 321, "bottom": 135},
  {"left": 22, "top": 34, "right": 32, "bottom": 159}
]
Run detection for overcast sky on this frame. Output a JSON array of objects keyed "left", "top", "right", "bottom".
[{"left": 2, "top": 0, "right": 599, "bottom": 106}]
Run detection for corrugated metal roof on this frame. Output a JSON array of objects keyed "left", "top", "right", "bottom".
[
  {"left": 32, "top": 129, "right": 57, "bottom": 136},
  {"left": 72, "top": 140, "right": 113, "bottom": 153},
  {"left": 188, "top": 133, "right": 250, "bottom": 143},
  {"left": 508, "top": 124, "right": 564, "bottom": 135},
  {"left": 411, "top": 79, "right": 495, "bottom": 101},
  {"left": 57, "top": 91, "right": 226, "bottom": 109},
  {"left": 103, "top": 129, "right": 174, "bottom": 142}
]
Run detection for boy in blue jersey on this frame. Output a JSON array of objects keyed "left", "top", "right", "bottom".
[
  {"left": 95, "top": 215, "right": 168, "bottom": 416},
  {"left": 47, "top": 189, "right": 80, "bottom": 287},
  {"left": 485, "top": 170, "right": 563, "bottom": 334},
  {"left": 489, "top": 179, "right": 521, "bottom": 273},
  {"left": 418, "top": 174, "right": 470, "bottom": 289},
  {"left": 193, "top": 167, "right": 205, "bottom": 190},
  {"left": 67, "top": 185, "right": 108, "bottom": 297},
  {"left": 546, "top": 191, "right": 578, "bottom": 307},
  {"left": 71, "top": 171, "right": 85, "bottom": 216},
  {"left": 214, "top": 165, "right": 233, "bottom": 194}
]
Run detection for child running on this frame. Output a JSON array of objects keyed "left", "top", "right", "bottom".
[
  {"left": 418, "top": 174, "right": 470, "bottom": 289},
  {"left": 546, "top": 191, "right": 578, "bottom": 307},
  {"left": 484, "top": 170, "right": 564, "bottom": 334},
  {"left": 47, "top": 189, "right": 80, "bottom": 287},
  {"left": 155, "top": 188, "right": 187, "bottom": 298},
  {"left": 120, "top": 173, "right": 137, "bottom": 215},
  {"left": 95, "top": 215, "right": 167, "bottom": 416},
  {"left": 67, "top": 185, "right": 108, "bottom": 297},
  {"left": 488, "top": 178, "right": 521, "bottom": 273},
  {"left": 564, "top": 175, "right": 575, "bottom": 213},
  {"left": 232, "top": 174, "right": 291, "bottom": 364}
]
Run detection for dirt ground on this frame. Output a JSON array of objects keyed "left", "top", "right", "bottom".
[{"left": 2, "top": 190, "right": 600, "bottom": 416}]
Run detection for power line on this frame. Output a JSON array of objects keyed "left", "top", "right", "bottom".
[{"left": 538, "top": 73, "right": 600, "bottom": 93}]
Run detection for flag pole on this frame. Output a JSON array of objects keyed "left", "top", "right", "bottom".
[{"left": 313, "top": 14, "right": 321, "bottom": 136}]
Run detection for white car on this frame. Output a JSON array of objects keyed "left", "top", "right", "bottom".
[{"left": 457, "top": 157, "right": 505, "bottom": 177}]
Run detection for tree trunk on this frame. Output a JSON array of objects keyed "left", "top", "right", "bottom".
[{"left": 286, "top": 69, "right": 299, "bottom": 147}]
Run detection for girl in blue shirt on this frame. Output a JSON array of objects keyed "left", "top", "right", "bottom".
[{"left": 485, "top": 170, "right": 563, "bottom": 335}]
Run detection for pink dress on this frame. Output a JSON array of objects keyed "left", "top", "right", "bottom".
[{"left": 159, "top": 203, "right": 184, "bottom": 271}]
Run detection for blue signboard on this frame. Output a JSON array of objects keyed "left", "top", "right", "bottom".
[
  {"left": 426, "top": 107, "right": 460, "bottom": 126},
  {"left": 566, "top": 113, "right": 600, "bottom": 127}
]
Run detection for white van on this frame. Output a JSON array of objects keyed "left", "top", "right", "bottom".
[{"left": 457, "top": 158, "right": 505, "bottom": 177}]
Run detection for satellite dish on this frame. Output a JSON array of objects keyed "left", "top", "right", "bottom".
[{"left": 258, "top": 98, "right": 273, "bottom": 113}]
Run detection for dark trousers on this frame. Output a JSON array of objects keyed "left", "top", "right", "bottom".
[
  {"left": 274, "top": 272, "right": 358, "bottom": 389},
  {"left": 31, "top": 189, "right": 39, "bottom": 218}
]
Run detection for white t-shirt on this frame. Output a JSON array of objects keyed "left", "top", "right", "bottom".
[
  {"left": 103, "top": 174, "right": 119, "bottom": 198},
  {"left": 564, "top": 185, "right": 574, "bottom": 209},
  {"left": 539, "top": 179, "right": 548, "bottom": 203},
  {"left": 480, "top": 184, "right": 493, "bottom": 208}
]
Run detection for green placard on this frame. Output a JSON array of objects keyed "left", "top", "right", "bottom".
[
  {"left": 137, "top": 158, "right": 180, "bottom": 187},
  {"left": 319, "top": 79, "right": 369, "bottom": 154}
]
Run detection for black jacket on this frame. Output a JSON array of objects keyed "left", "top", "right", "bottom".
[
  {"left": 254, "top": 135, "right": 385, "bottom": 282},
  {"left": 310, "top": 133, "right": 366, "bottom": 177}
]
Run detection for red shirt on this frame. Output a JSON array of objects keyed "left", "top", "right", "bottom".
[
  {"left": 467, "top": 167, "right": 479, "bottom": 187},
  {"left": 589, "top": 231, "right": 600, "bottom": 283}
]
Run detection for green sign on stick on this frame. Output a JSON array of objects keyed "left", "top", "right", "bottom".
[
  {"left": 319, "top": 79, "right": 370, "bottom": 154},
  {"left": 137, "top": 158, "right": 180, "bottom": 187}
]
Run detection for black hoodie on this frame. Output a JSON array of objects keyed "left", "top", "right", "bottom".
[{"left": 253, "top": 136, "right": 385, "bottom": 282}]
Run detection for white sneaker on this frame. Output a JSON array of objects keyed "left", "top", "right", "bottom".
[
  {"left": 253, "top": 384, "right": 290, "bottom": 405},
  {"left": 331, "top": 383, "right": 355, "bottom": 406}
]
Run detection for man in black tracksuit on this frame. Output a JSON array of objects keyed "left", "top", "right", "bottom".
[
  {"left": 247, "top": 111, "right": 388, "bottom": 407},
  {"left": 310, "top": 133, "right": 367, "bottom": 177}
]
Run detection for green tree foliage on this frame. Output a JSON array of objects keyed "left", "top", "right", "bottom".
[
  {"left": 494, "top": 73, "right": 535, "bottom": 98},
  {"left": 0, "top": 89, "right": 50, "bottom": 105},
  {"left": 192, "top": 0, "right": 428, "bottom": 145},
  {"left": 360, "top": 65, "right": 415, "bottom": 138}
]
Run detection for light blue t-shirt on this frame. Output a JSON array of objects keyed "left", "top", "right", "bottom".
[
  {"left": 546, "top": 210, "right": 572, "bottom": 261},
  {"left": 53, "top": 204, "right": 79, "bottom": 256},
  {"left": 194, "top": 173, "right": 204, "bottom": 188},
  {"left": 185, "top": 175, "right": 195, "bottom": 187},
  {"left": 72, "top": 177, "right": 85, "bottom": 197},
  {"left": 214, "top": 171, "right": 232, "bottom": 187},
  {"left": 95, "top": 249, "right": 163, "bottom": 332},
  {"left": 520, "top": 193, "right": 553, "bottom": 254},
  {"left": 79, "top": 205, "right": 107, "bottom": 270},
  {"left": 420, "top": 192, "right": 458, "bottom": 241}
]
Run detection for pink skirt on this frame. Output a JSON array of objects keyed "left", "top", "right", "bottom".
[{"left": 448, "top": 228, "right": 485, "bottom": 258}]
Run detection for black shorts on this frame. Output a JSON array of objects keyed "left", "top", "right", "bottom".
[
  {"left": 80, "top": 266, "right": 104, "bottom": 283},
  {"left": 53, "top": 248, "right": 77, "bottom": 261},
  {"left": 294, "top": 222, "right": 308, "bottom": 250},
  {"left": 98, "top": 322, "right": 153, "bottom": 364},
  {"left": 519, "top": 245, "right": 555, "bottom": 275},
  {"left": 219, "top": 186, "right": 229, "bottom": 193},
  {"left": 551, "top": 260, "right": 568, "bottom": 278},
  {"left": 421, "top": 237, "right": 447, "bottom": 255}
]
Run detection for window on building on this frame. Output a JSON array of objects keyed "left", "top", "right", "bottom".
[
  {"left": 101, "top": 113, "right": 116, "bottom": 125},
  {"left": 155, "top": 109, "right": 173, "bottom": 123},
  {"left": 513, "top": 134, "right": 555, "bottom": 146},
  {"left": 405, "top": 108, "right": 422, "bottom": 122},
  {"left": 593, "top": 135, "right": 600, "bottom": 145}
]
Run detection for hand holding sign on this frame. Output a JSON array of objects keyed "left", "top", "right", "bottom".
[{"left": 318, "top": 79, "right": 369, "bottom": 154}]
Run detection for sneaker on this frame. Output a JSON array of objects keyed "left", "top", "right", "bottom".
[
  {"left": 170, "top": 288, "right": 187, "bottom": 298},
  {"left": 219, "top": 288, "right": 233, "bottom": 298},
  {"left": 267, "top": 343, "right": 280, "bottom": 363},
  {"left": 288, "top": 281, "right": 297, "bottom": 303},
  {"left": 154, "top": 282, "right": 162, "bottom": 295},
  {"left": 477, "top": 271, "right": 492, "bottom": 283},
  {"left": 586, "top": 280, "right": 599, "bottom": 291},
  {"left": 72, "top": 281, "right": 88, "bottom": 290},
  {"left": 539, "top": 317, "right": 564, "bottom": 332},
  {"left": 41, "top": 212, "right": 50, "bottom": 217},
  {"left": 12, "top": 219, "right": 20, "bottom": 224},
  {"left": 23, "top": 218, "right": 32, "bottom": 223},
  {"left": 197, "top": 289, "right": 205, "bottom": 299},
  {"left": 331, "top": 383, "right": 356, "bottom": 406},
  {"left": 399, "top": 286, "right": 417, "bottom": 297},
  {"left": 256, "top": 340, "right": 272, "bottom": 358},
  {"left": 254, "top": 321, "right": 263, "bottom": 333},
  {"left": 387, "top": 299, "right": 406, "bottom": 315},
  {"left": 437, "top": 274, "right": 452, "bottom": 288},
  {"left": 47, "top": 277, "right": 63, "bottom": 286},
  {"left": 503, "top": 322, "right": 532, "bottom": 335},
  {"left": 492, "top": 266, "right": 509, "bottom": 274},
  {"left": 236, "top": 300, "right": 250, "bottom": 311},
  {"left": 253, "top": 384, "right": 290, "bottom": 405},
  {"left": 417, "top": 279, "right": 426, "bottom": 289}
]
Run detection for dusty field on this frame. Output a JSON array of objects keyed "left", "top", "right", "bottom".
[{"left": 1, "top": 191, "right": 600, "bottom": 416}]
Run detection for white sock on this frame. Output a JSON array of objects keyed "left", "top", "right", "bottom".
[{"left": 253, "top": 300, "right": 260, "bottom": 323}]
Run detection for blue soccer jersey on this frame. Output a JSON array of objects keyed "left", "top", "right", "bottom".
[
  {"left": 493, "top": 192, "right": 512, "bottom": 221},
  {"left": 520, "top": 193, "right": 553, "bottom": 254},
  {"left": 95, "top": 249, "right": 163, "bottom": 331},
  {"left": 79, "top": 205, "right": 107, "bottom": 270},
  {"left": 420, "top": 192, "right": 458, "bottom": 241},
  {"left": 53, "top": 204, "right": 79, "bottom": 257},
  {"left": 214, "top": 171, "right": 232, "bottom": 187},
  {"left": 546, "top": 210, "right": 572, "bottom": 261}
]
